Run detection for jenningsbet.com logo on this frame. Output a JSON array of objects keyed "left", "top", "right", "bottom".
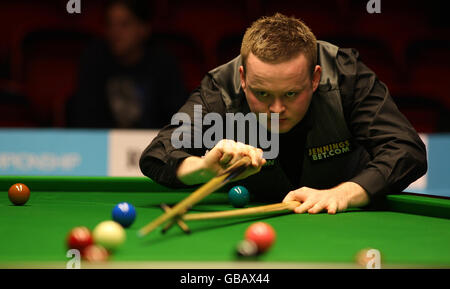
[{"left": 170, "top": 105, "right": 280, "bottom": 159}]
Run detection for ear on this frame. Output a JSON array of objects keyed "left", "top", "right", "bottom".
[
  {"left": 311, "top": 65, "right": 321, "bottom": 92},
  {"left": 239, "top": 66, "right": 246, "bottom": 90}
]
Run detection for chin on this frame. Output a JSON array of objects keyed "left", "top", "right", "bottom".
[
  {"left": 277, "top": 126, "right": 293, "bottom": 134},
  {"left": 266, "top": 120, "right": 294, "bottom": 134}
]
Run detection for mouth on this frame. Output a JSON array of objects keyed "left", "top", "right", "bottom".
[{"left": 268, "top": 118, "right": 288, "bottom": 122}]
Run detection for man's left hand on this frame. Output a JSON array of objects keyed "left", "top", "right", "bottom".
[{"left": 282, "top": 182, "right": 370, "bottom": 214}]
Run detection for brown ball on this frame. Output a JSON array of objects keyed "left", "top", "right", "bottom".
[{"left": 8, "top": 183, "right": 30, "bottom": 206}]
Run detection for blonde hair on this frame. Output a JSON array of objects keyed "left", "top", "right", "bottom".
[{"left": 241, "top": 13, "right": 317, "bottom": 76}]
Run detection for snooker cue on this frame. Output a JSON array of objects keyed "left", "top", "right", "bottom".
[
  {"left": 182, "top": 201, "right": 301, "bottom": 221},
  {"left": 138, "top": 156, "right": 252, "bottom": 237},
  {"left": 160, "top": 204, "right": 190, "bottom": 234}
]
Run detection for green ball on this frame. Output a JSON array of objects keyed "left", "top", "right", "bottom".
[{"left": 228, "top": 186, "right": 250, "bottom": 208}]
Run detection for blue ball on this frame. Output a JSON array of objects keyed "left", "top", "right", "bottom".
[
  {"left": 228, "top": 186, "right": 250, "bottom": 208},
  {"left": 112, "top": 202, "right": 136, "bottom": 228}
]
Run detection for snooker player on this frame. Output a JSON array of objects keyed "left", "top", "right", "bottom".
[{"left": 140, "top": 14, "right": 427, "bottom": 213}]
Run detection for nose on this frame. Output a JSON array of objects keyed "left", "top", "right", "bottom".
[{"left": 269, "top": 98, "right": 285, "bottom": 114}]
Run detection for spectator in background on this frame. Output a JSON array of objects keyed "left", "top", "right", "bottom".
[{"left": 66, "top": 0, "right": 186, "bottom": 128}]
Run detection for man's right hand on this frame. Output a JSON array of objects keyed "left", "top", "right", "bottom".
[{"left": 176, "top": 139, "right": 266, "bottom": 185}]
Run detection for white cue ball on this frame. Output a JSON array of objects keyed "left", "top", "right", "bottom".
[{"left": 93, "top": 221, "right": 126, "bottom": 251}]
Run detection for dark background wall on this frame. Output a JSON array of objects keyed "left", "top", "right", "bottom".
[{"left": 0, "top": 0, "right": 449, "bottom": 132}]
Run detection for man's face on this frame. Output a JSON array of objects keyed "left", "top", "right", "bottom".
[
  {"left": 106, "top": 4, "right": 149, "bottom": 57},
  {"left": 240, "top": 52, "right": 321, "bottom": 133}
]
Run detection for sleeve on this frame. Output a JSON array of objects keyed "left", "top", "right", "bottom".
[
  {"left": 139, "top": 77, "right": 226, "bottom": 188},
  {"left": 337, "top": 48, "right": 428, "bottom": 203}
]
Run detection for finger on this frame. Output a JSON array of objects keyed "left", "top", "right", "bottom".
[
  {"left": 222, "top": 141, "right": 241, "bottom": 165},
  {"left": 211, "top": 140, "right": 229, "bottom": 158},
  {"left": 260, "top": 158, "right": 267, "bottom": 166},
  {"left": 282, "top": 190, "right": 297, "bottom": 203},
  {"left": 219, "top": 152, "right": 234, "bottom": 165},
  {"left": 336, "top": 201, "right": 348, "bottom": 213},
  {"left": 308, "top": 202, "right": 326, "bottom": 214},
  {"left": 327, "top": 202, "right": 338, "bottom": 215},
  {"left": 232, "top": 142, "right": 253, "bottom": 165},
  {"left": 248, "top": 148, "right": 258, "bottom": 167},
  {"left": 294, "top": 200, "right": 315, "bottom": 214},
  {"left": 250, "top": 147, "right": 263, "bottom": 167},
  {"left": 257, "top": 149, "right": 265, "bottom": 166},
  {"left": 246, "top": 145, "right": 260, "bottom": 167},
  {"left": 283, "top": 188, "right": 308, "bottom": 203},
  {"left": 228, "top": 150, "right": 242, "bottom": 166}
]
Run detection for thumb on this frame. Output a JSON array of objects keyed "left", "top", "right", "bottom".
[{"left": 282, "top": 191, "right": 297, "bottom": 203}]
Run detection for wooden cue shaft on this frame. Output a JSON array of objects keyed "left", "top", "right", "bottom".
[
  {"left": 160, "top": 204, "right": 190, "bottom": 234},
  {"left": 138, "top": 156, "right": 251, "bottom": 237},
  {"left": 182, "top": 201, "right": 301, "bottom": 221},
  {"left": 161, "top": 219, "right": 179, "bottom": 233}
]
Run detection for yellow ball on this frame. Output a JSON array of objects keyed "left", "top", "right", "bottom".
[{"left": 93, "top": 221, "right": 126, "bottom": 252}]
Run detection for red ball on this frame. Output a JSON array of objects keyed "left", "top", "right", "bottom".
[
  {"left": 82, "top": 245, "right": 109, "bottom": 262},
  {"left": 245, "top": 222, "right": 276, "bottom": 252},
  {"left": 8, "top": 183, "right": 30, "bottom": 206},
  {"left": 67, "top": 227, "right": 94, "bottom": 252}
]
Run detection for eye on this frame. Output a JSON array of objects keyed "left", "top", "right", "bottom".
[
  {"left": 256, "top": 91, "right": 269, "bottom": 98},
  {"left": 285, "top": 91, "right": 298, "bottom": 98}
]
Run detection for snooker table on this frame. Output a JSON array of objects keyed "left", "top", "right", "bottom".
[{"left": 1, "top": 176, "right": 450, "bottom": 269}]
